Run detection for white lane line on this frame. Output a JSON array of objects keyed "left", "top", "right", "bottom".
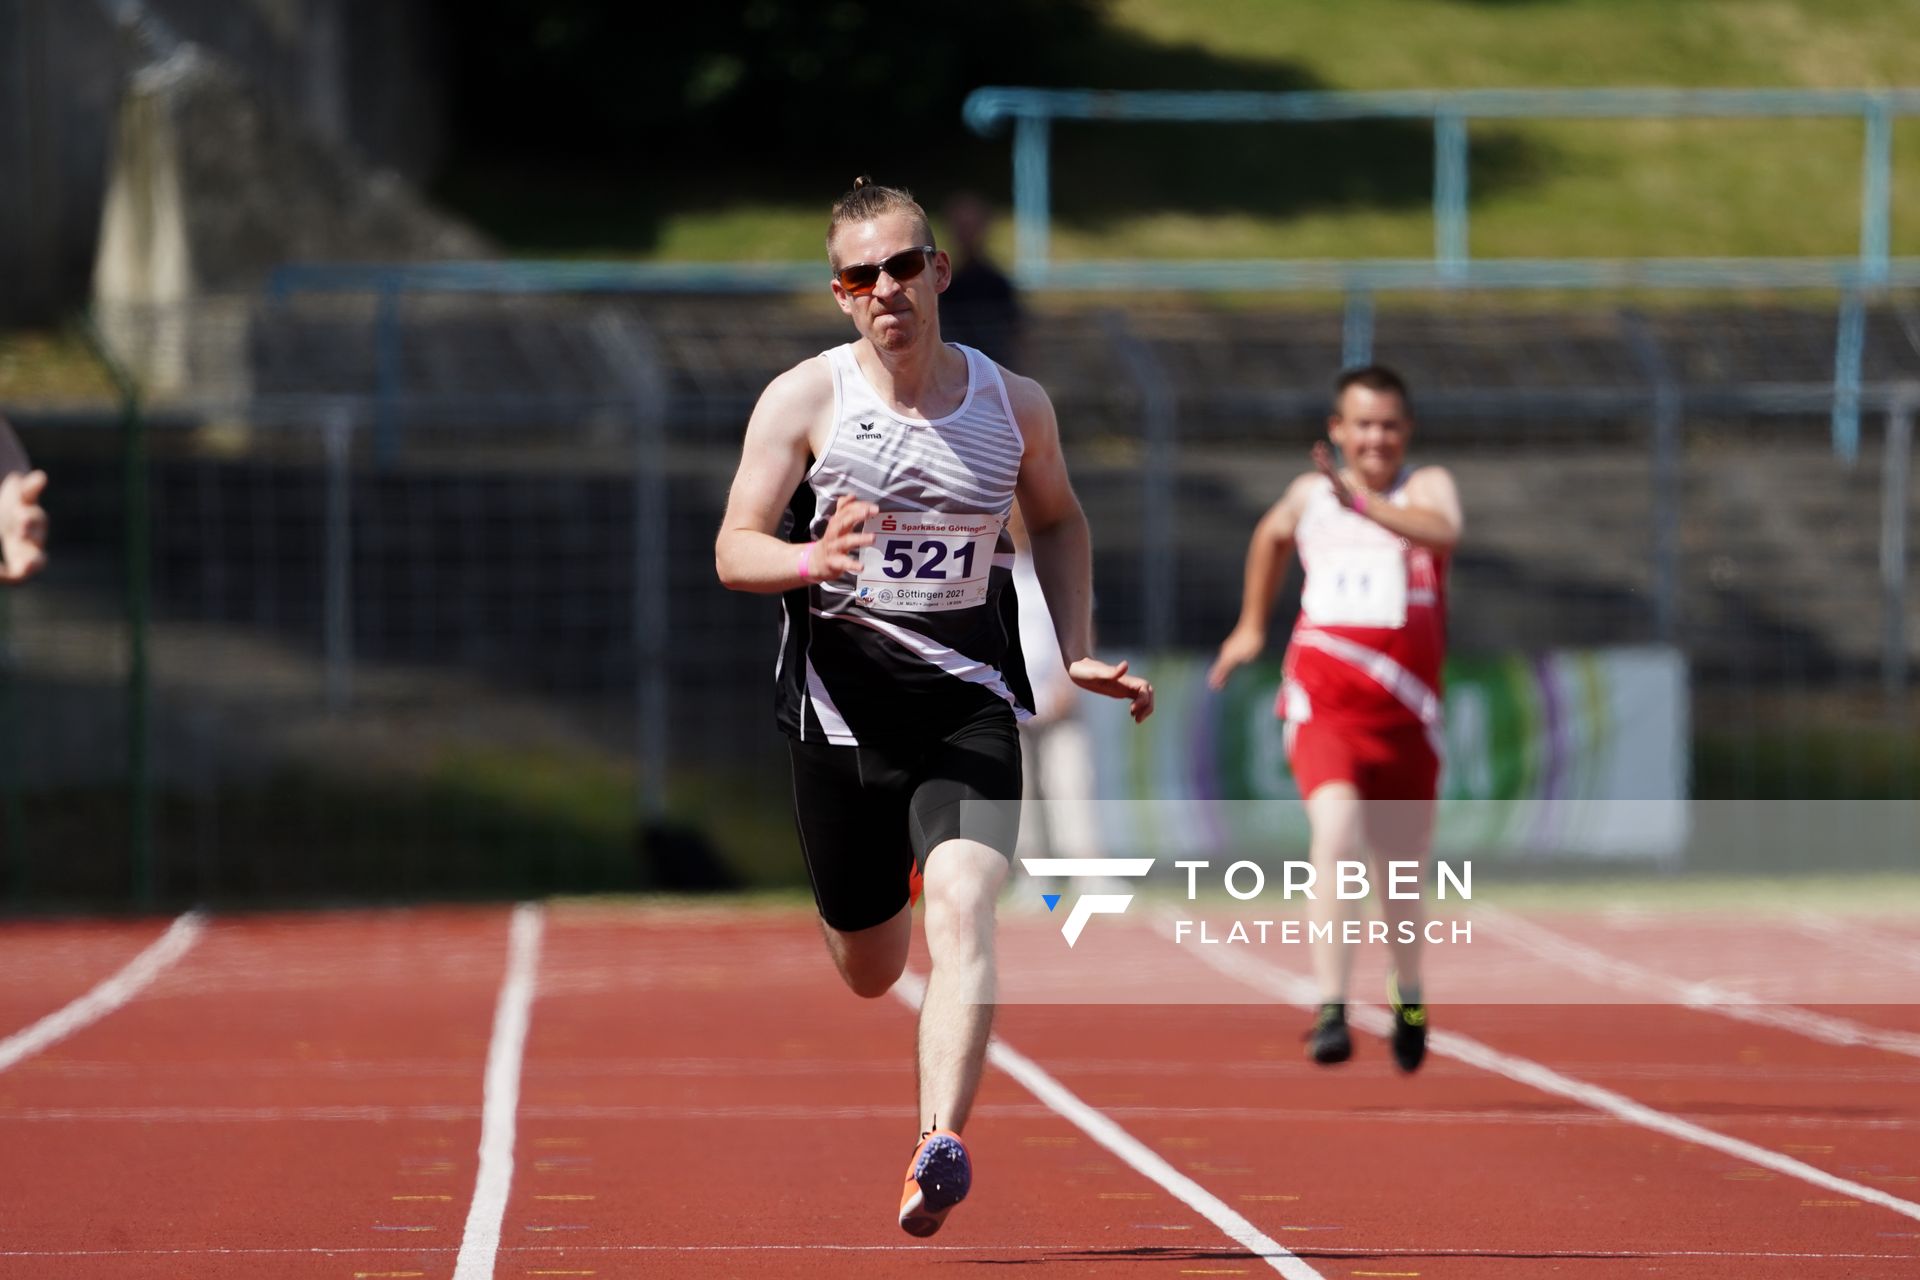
[
  {"left": 1792, "top": 913, "right": 1920, "bottom": 976},
  {"left": 33, "top": 1055, "right": 1920, "bottom": 1084},
  {"left": 452, "top": 904, "right": 544, "bottom": 1280},
  {"left": 1158, "top": 910, "right": 1920, "bottom": 1226},
  {"left": 1479, "top": 904, "right": 1920, "bottom": 1060},
  {"left": 891, "top": 970, "right": 1322, "bottom": 1280},
  {"left": 1, "top": 1244, "right": 1916, "bottom": 1262},
  {"left": 0, "top": 911, "right": 206, "bottom": 1074},
  {"left": 4, "top": 1101, "right": 1917, "bottom": 1131}
]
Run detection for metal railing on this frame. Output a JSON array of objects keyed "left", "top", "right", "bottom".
[
  {"left": 961, "top": 86, "right": 1920, "bottom": 462},
  {"left": 5, "top": 291, "right": 1917, "bottom": 908}
]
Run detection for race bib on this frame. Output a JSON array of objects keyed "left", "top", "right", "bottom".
[
  {"left": 856, "top": 511, "right": 1001, "bottom": 613},
  {"left": 1301, "top": 546, "right": 1408, "bottom": 628}
]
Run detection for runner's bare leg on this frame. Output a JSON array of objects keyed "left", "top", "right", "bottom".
[
  {"left": 1305, "top": 782, "right": 1365, "bottom": 1002},
  {"left": 916, "top": 838, "right": 1007, "bottom": 1134},
  {"left": 1363, "top": 797, "right": 1438, "bottom": 998},
  {"left": 821, "top": 908, "right": 912, "bottom": 999}
]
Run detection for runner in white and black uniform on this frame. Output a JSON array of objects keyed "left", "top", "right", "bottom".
[
  {"left": 778, "top": 339, "right": 1036, "bottom": 937},
  {"left": 716, "top": 177, "right": 1153, "bottom": 1241},
  {"left": 776, "top": 340, "right": 1034, "bottom": 746}
]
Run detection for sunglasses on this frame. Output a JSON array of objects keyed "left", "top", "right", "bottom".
[{"left": 835, "top": 246, "right": 936, "bottom": 295}]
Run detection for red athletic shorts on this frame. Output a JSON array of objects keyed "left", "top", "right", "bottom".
[{"left": 1286, "top": 718, "right": 1440, "bottom": 802}]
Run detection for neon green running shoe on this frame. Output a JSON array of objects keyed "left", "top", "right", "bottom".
[
  {"left": 1387, "top": 975, "right": 1427, "bottom": 1074},
  {"left": 1305, "top": 1001, "right": 1352, "bottom": 1065}
]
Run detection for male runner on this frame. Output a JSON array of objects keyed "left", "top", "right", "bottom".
[
  {"left": 0, "top": 413, "right": 50, "bottom": 584},
  {"left": 1208, "top": 365, "right": 1460, "bottom": 1072},
  {"left": 715, "top": 177, "right": 1153, "bottom": 1236}
]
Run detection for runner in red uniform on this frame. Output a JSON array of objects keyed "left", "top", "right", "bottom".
[{"left": 1208, "top": 365, "right": 1462, "bottom": 1072}]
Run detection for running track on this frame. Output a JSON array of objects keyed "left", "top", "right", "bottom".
[{"left": 0, "top": 903, "right": 1917, "bottom": 1278}]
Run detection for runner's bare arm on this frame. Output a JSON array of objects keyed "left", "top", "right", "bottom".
[
  {"left": 1314, "top": 447, "right": 1463, "bottom": 551},
  {"left": 715, "top": 361, "right": 876, "bottom": 594},
  {"left": 1207, "top": 473, "right": 1313, "bottom": 690},
  {"left": 1011, "top": 374, "right": 1153, "bottom": 723},
  {"left": 0, "top": 413, "right": 49, "bottom": 585}
]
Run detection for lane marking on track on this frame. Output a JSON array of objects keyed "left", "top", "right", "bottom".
[
  {"left": 0, "top": 912, "right": 206, "bottom": 1074},
  {"left": 891, "top": 970, "right": 1324, "bottom": 1280},
  {"left": 1, "top": 1244, "right": 1917, "bottom": 1261},
  {"left": 452, "top": 904, "right": 544, "bottom": 1280},
  {"left": 7, "top": 1100, "right": 1920, "bottom": 1130},
  {"left": 1791, "top": 914, "right": 1920, "bottom": 975},
  {"left": 46, "top": 1052, "right": 1916, "bottom": 1084},
  {"left": 1157, "top": 911, "right": 1920, "bottom": 1226},
  {"left": 1479, "top": 905, "right": 1920, "bottom": 1059}
]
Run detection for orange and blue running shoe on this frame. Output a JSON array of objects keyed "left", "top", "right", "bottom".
[{"left": 898, "top": 1127, "right": 970, "bottom": 1237}]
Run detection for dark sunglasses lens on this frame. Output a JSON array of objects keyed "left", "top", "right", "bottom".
[
  {"left": 839, "top": 263, "right": 882, "bottom": 292},
  {"left": 882, "top": 249, "right": 929, "bottom": 282}
]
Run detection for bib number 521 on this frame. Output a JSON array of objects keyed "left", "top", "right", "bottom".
[{"left": 879, "top": 538, "right": 977, "bottom": 581}]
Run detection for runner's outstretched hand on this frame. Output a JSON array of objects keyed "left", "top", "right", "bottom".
[
  {"left": 1311, "top": 442, "right": 1364, "bottom": 511},
  {"left": 803, "top": 495, "right": 878, "bottom": 582},
  {"left": 1206, "top": 625, "right": 1265, "bottom": 690},
  {"left": 0, "top": 469, "right": 49, "bottom": 584},
  {"left": 1069, "top": 657, "right": 1154, "bottom": 723}
]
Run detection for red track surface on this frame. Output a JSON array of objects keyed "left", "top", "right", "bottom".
[{"left": 1, "top": 902, "right": 1916, "bottom": 1278}]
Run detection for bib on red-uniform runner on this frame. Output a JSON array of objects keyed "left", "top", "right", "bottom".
[
  {"left": 856, "top": 511, "right": 1001, "bottom": 613},
  {"left": 1300, "top": 545, "right": 1408, "bottom": 629}
]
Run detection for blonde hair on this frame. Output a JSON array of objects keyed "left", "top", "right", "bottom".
[{"left": 826, "top": 175, "right": 934, "bottom": 267}]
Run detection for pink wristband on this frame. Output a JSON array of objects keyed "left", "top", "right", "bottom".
[
  {"left": 797, "top": 542, "right": 816, "bottom": 581},
  {"left": 1351, "top": 492, "right": 1368, "bottom": 514}
]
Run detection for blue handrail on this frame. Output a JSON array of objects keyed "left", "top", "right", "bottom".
[
  {"left": 264, "top": 87, "right": 1917, "bottom": 462},
  {"left": 961, "top": 85, "right": 1918, "bottom": 461}
]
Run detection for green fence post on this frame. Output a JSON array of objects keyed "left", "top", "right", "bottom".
[
  {"left": 0, "top": 589, "right": 21, "bottom": 904},
  {"left": 82, "top": 317, "right": 154, "bottom": 907}
]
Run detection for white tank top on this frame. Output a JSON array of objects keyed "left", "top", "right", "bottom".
[{"left": 773, "top": 342, "right": 1035, "bottom": 745}]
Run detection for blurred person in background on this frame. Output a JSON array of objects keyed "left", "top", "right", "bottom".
[
  {"left": 0, "top": 414, "right": 50, "bottom": 585},
  {"left": 1207, "top": 365, "right": 1461, "bottom": 1073},
  {"left": 936, "top": 192, "right": 1023, "bottom": 370},
  {"left": 1008, "top": 509, "right": 1101, "bottom": 876},
  {"left": 714, "top": 177, "right": 1153, "bottom": 1238}
]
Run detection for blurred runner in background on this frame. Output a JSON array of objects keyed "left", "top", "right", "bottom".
[{"left": 1209, "top": 365, "right": 1461, "bottom": 1073}]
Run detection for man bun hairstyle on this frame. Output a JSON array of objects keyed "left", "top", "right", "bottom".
[
  {"left": 827, "top": 175, "right": 934, "bottom": 266},
  {"left": 1335, "top": 363, "right": 1413, "bottom": 411}
]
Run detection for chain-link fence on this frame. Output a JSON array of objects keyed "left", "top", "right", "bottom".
[{"left": 3, "top": 287, "right": 1916, "bottom": 907}]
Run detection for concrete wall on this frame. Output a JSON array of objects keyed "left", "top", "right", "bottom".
[
  {"left": 0, "top": 0, "right": 447, "bottom": 325},
  {"left": 0, "top": 0, "right": 120, "bottom": 324}
]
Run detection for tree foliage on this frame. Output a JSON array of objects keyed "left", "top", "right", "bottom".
[{"left": 444, "top": 0, "right": 1107, "bottom": 167}]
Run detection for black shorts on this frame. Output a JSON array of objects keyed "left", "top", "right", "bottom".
[{"left": 786, "top": 705, "right": 1022, "bottom": 933}]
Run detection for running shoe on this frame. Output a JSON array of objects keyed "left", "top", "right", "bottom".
[
  {"left": 1387, "top": 974, "right": 1428, "bottom": 1073},
  {"left": 898, "top": 1127, "right": 971, "bottom": 1237},
  {"left": 1305, "top": 1001, "right": 1352, "bottom": 1065}
]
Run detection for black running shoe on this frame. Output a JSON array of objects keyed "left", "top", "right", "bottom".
[
  {"left": 1305, "top": 1001, "right": 1352, "bottom": 1064},
  {"left": 1388, "top": 976, "right": 1428, "bottom": 1074}
]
